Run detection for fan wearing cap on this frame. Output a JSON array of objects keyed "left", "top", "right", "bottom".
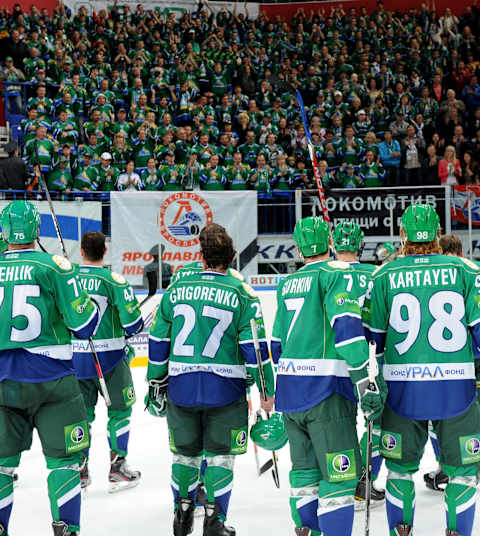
[
  {"left": 352, "top": 109, "right": 372, "bottom": 139},
  {"left": 365, "top": 204, "right": 480, "bottom": 536},
  {"left": 48, "top": 156, "right": 73, "bottom": 193},
  {"left": 1, "top": 55, "right": 25, "bottom": 114},
  {"left": 91, "top": 93, "right": 114, "bottom": 123},
  {"left": 97, "top": 152, "right": 120, "bottom": 191},
  {"left": 338, "top": 162, "right": 362, "bottom": 189}
]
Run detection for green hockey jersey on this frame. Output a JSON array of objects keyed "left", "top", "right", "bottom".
[
  {"left": 72, "top": 266, "right": 143, "bottom": 380},
  {"left": 271, "top": 259, "right": 369, "bottom": 412},
  {"left": 148, "top": 269, "right": 274, "bottom": 407},
  {"left": 366, "top": 254, "right": 480, "bottom": 420},
  {"left": 0, "top": 250, "right": 98, "bottom": 382}
]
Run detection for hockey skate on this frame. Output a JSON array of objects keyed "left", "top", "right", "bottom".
[
  {"left": 446, "top": 531, "right": 460, "bottom": 535},
  {"left": 80, "top": 456, "right": 91, "bottom": 489},
  {"left": 174, "top": 498, "right": 195, "bottom": 536},
  {"left": 393, "top": 524, "right": 412, "bottom": 535},
  {"left": 108, "top": 452, "right": 141, "bottom": 493},
  {"left": 52, "top": 520, "right": 78, "bottom": 536},
  {"left": 203, "top": 503, "right": 235, "bottom": 536},
  {"left": 423, "top": 468, "right": 448, "bottom": 491},
  {"left": 295, "top": 527, "right": 311, "bottom": 535},
  {"left": 354, "top": 471, "right": 385, "bottom": 510}
]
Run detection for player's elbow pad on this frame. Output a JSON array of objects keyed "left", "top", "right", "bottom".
[{"left": 71, "top": 306, "right": 100, "bottom": 340}]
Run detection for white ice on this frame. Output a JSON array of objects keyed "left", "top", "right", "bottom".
[{"left": 9, "top": 366, "right": 480, "bottom": 535}]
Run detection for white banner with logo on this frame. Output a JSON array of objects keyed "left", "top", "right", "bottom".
[
  {"left": 0, "top": 200, "right": 102, "bottom": 264},
  {"left": 111, "top": 191, "right": 257, "bottom": 286},
  {"left": 65, "top": 1, "right": 258, "bottom": 18}
]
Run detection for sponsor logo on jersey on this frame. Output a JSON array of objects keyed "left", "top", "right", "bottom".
[
  {"left": 466, "top": 437, "right": 480, "bottom": 456},
  {"left": 71, "top": 426, "right": 85, "bottom": 444},
  {"left": 333, "top": 454, "right": 350, "bottom": 473},
  {"left": 459, "top": 435, "right": 480, "bottom": 464},
  {"left": 380, "top": 431, "right": 402, "bottom": 459},
  {"left": 111, "top": 271, "right": 126, "bottom": 284},
  {"left": 158, "top": 192, "right": 213, "bottom": 247},
  {"left": 382, "top": 434, "right": 396, "bottom": 451},
  {"left": 326, "top": 449, "right": 356, "bottom": 482},
  {"left": 52, "top": 255, "right": 72, "bottom": 271}
]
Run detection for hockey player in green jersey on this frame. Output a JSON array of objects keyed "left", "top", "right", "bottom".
[
  {"left": 72, "top": 232, "right": 143, "bottom": 493},
  {"left": 146, "top": 223, "right": 275, "bottom": 536},
  {"left": 332, "top": 221, "right": 385, "bottom": 510},
  {"left": 0, "top": 201, "right": 99, "bottom": 536},
  {"left": 366, "top": 205, "right": 480, "bottom": 536},
  {"left": 271, "top": 217, "right": 386, "bottom": 536}
]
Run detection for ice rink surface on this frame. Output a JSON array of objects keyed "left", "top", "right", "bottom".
[{"left": 9, "top": 367, "right": 480, "bottom": 536}]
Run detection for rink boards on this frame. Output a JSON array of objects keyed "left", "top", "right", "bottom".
[{"left": 129, "top": 289, "right": 277, "bottom": 367}]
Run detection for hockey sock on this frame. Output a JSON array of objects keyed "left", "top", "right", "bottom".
[
  {"left": 289, "top": 469, "right": 322, "bottom": 535},
  {"left": 204, "top": 454, "right": 235, "bottom": 520},
  {"left": 444, "top": 464, "right": 478, "bottom": 536},
  {"left": 171, "top": 454, "right": 202, "bottom": 506},
  {"left": 428, "top": 424, "right": 441, "bottom": 462},
  {"left": 360, "top": 422, "right": 383, "bottom": 479},
  {"left": 317, "top": 479, "right": 356, "bottom": 536},
  {"left": 82, "top": 406, "right": 95, "bottom": 459},
  {"left": 0, "top": 455, "right": 20, "bottom": 532},
  {"left": 107, "top": 408, "right": 132, "bottom": 457},
  {"left": 385, "top": 470, "right": 415, "bottom": 535},
  {"left": 46, "top": 456, "right": 82, "bottom": 533},
  {"left": 200, "top": 458, "right": 207, "bottom": 484}
]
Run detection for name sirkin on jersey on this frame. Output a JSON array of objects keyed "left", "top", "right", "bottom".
[
  {"left": 388, "top": 267, "right": 458, "bottom": 289},
  {"left": 169, "top": 284, "right": 240, "bottom": 308},
  {"left": 281, "top": 275, "right": 313, "bottom": 296}
]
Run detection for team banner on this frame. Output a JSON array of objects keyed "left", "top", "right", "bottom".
[
  {"left": 0, "top": 200, "right": 101, "bottom": 264},
  {"left": 111, "top": 191, "right": 257, "bottom": 286},
  {"left": 304, "top": 186, "right": 447, "bottom": 237},
  {"left": 64, "top": 0, "right": 258, "bottom": 17},
  {"left": 452, "top": 185, "right": 480, "bottom": 227}
]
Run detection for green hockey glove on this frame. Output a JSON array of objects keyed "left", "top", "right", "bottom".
[
  {"left": 349, "top": 362, "right": 387, "bottom": 421},
  {"left": 125, "top": 343, "right": 135, "bottom": 365},
  {"left": 144, "top": 375, "right": 168, "bottom": 417}
]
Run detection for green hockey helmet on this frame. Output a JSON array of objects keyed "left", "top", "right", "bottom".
[
  {"left": 401, "top": 204, "right": 439, "bottom": 243},
  {"left": 375, "top": 242, "right": 396, "bottom": 263},
  {"left": 1, "top": 200, "right": 41, "bottom": 244},
  {"left": 333, "top": 221, "right": 364, "bottom": 252},
  {"left": 293, "top": 216, "right": 330, "bottom": 258},
  {"left": 250, "top": 412, "right": 288, "bottom": 451}
]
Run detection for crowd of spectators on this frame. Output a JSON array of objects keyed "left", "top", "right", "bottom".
[{"left": 0, "top": 0, "right": 479, "bottom": 194}]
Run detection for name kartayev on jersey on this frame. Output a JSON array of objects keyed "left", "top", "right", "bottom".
[
  {"left": 72, "top": 266, "right": 143, "bottom": 379},
  {"left": 148, "top": 270, "right": 275, "bottom": 408},
  {"left": 0, "top": 250, "right": 99, "bottom": 382},
  {"left": 365, "top": 254, "right": 480, "bottom": 421},
  {"left": 271, "top": 260, "right": 370, "bottom": 413}
]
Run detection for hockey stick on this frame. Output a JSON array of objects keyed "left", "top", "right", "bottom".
[
  {"left": 247, "top": 389, "right": 274, "bottom": 477},
  {"left": 250, "top": 318, "right": 280, "bottom": 488},
  {"left": 365, "top": 341, "right": 378, "bottom": 536},
  {"left": 34, "top": 140, "right": 112, "bottom": 406},
  {"left": 295, "top": 90, "right": 332, "bottom": 229}
]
